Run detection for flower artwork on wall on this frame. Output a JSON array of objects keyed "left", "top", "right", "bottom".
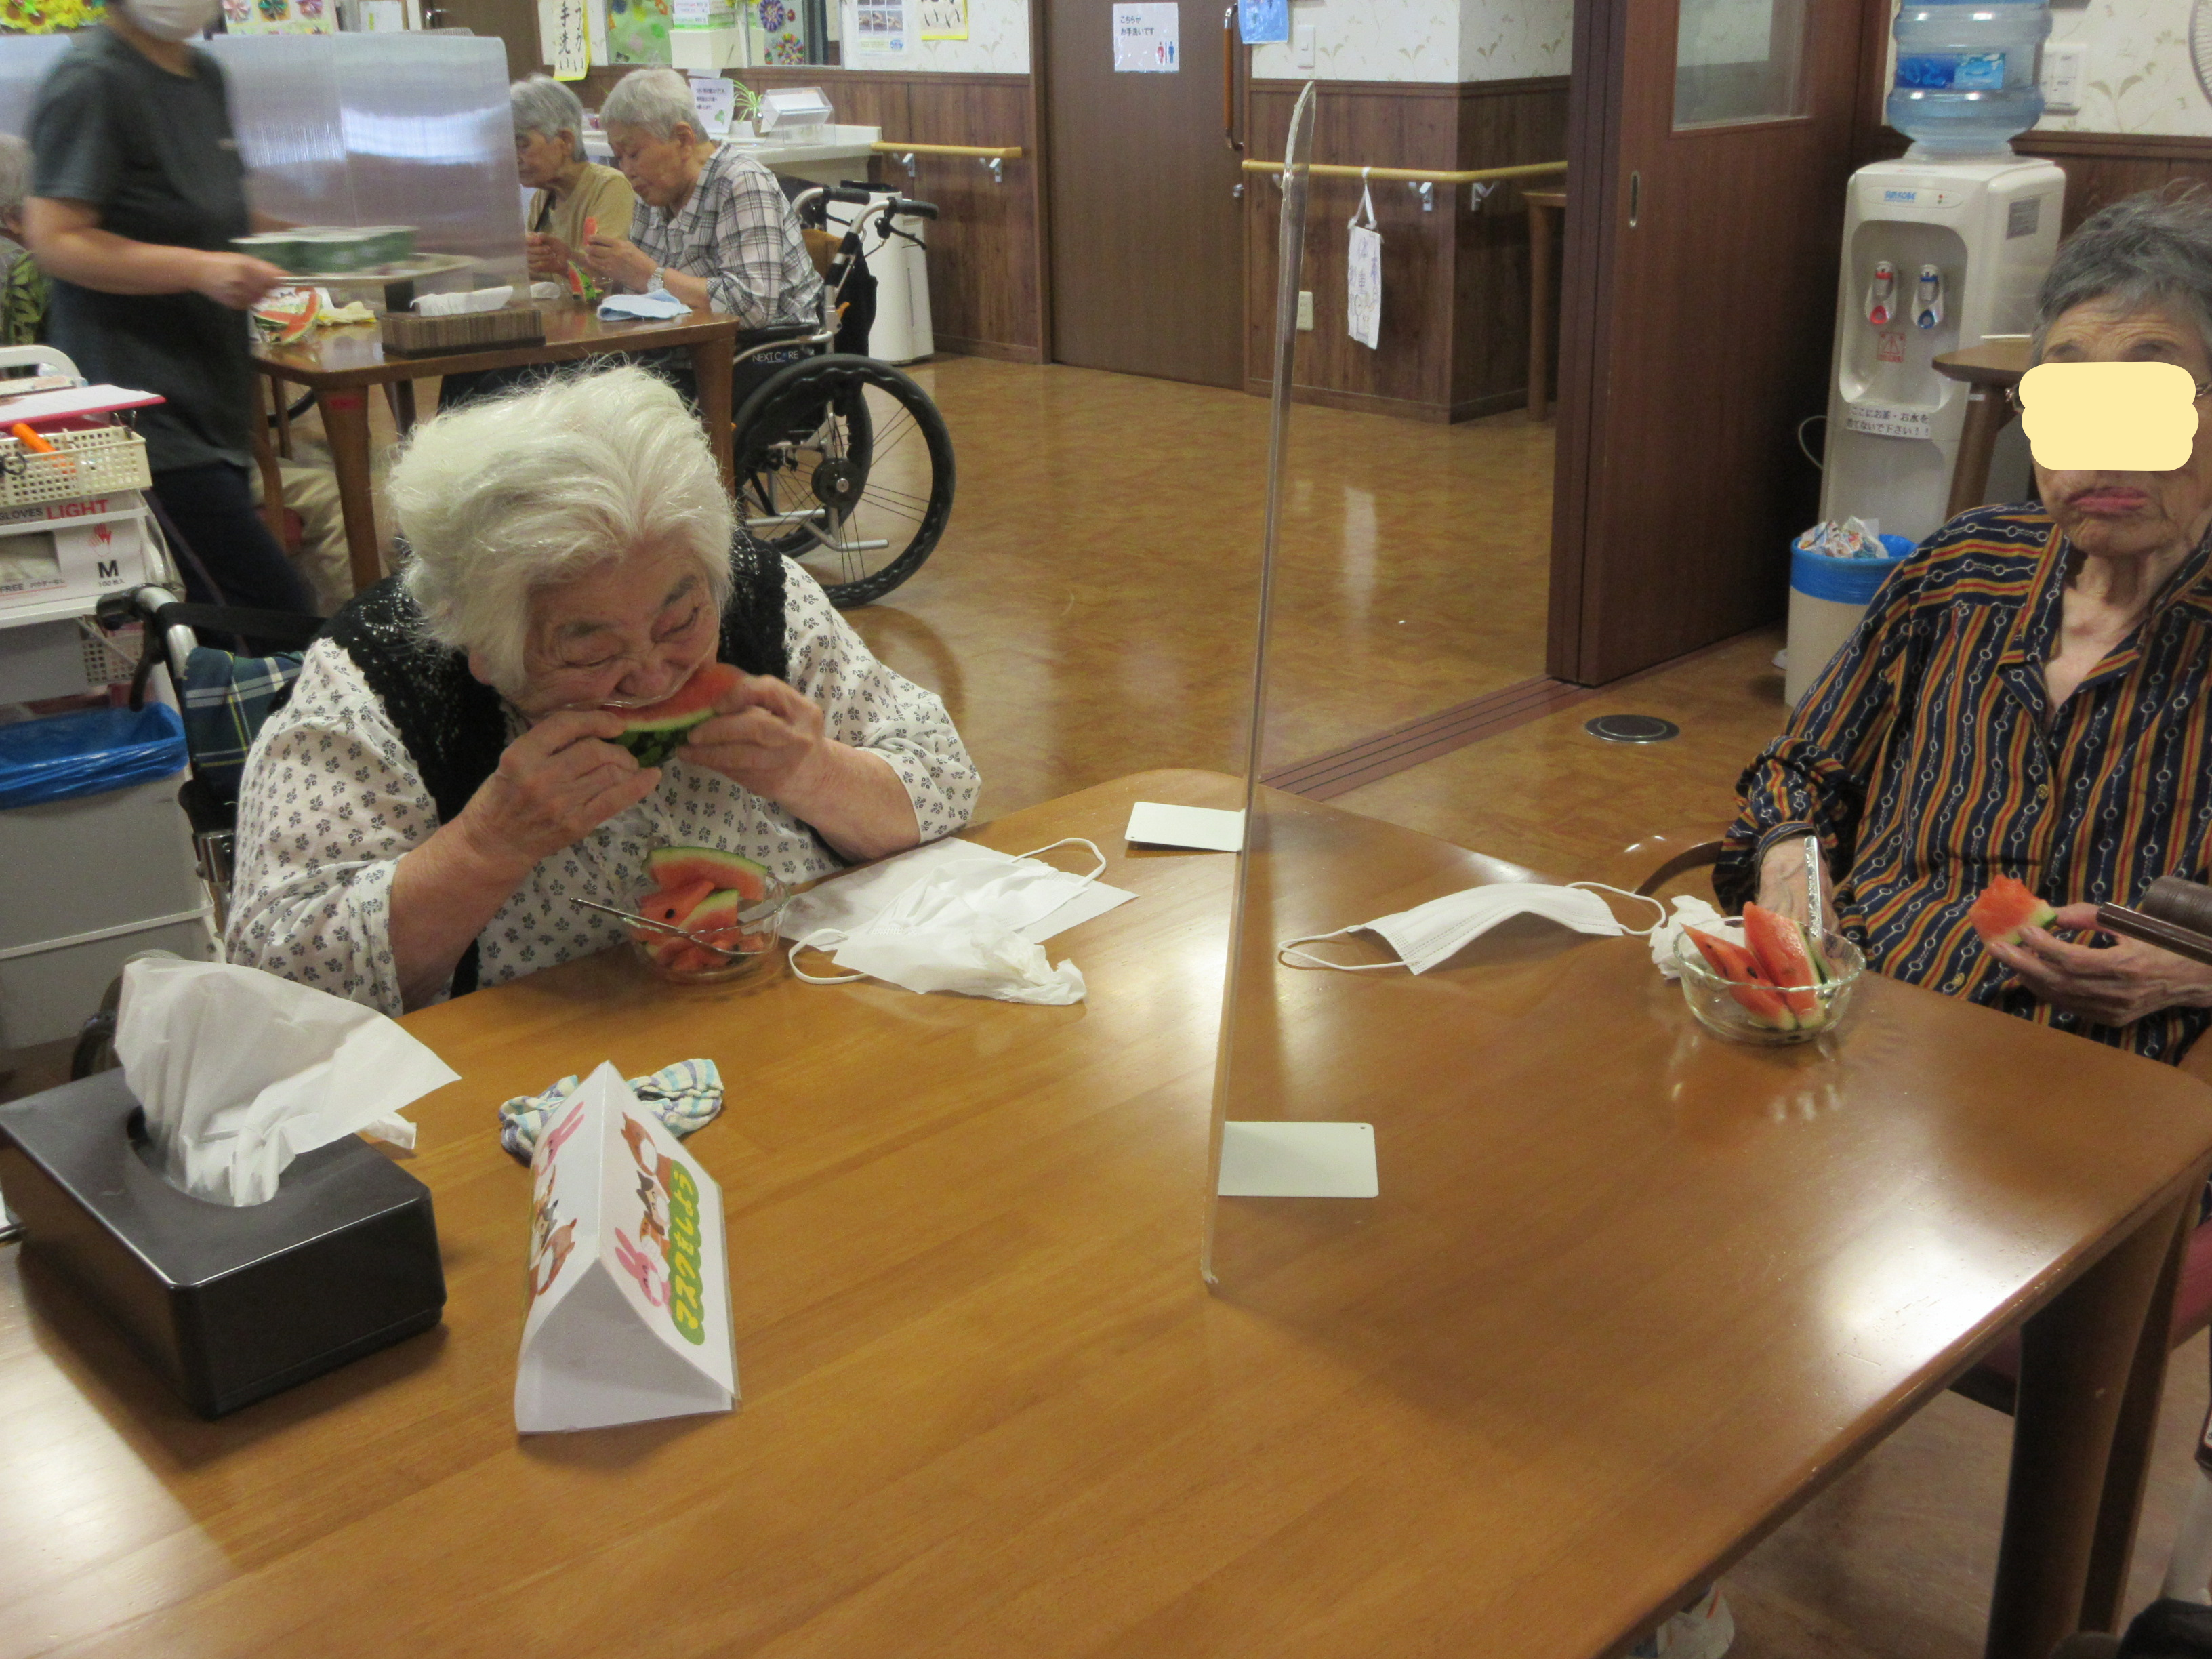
[
  {"left": 220, "top": 0, "right": 333, "bottom": 30},
  {"left": 756, "top": 0, "right": 806, "bottom": 61},
  {"left": 0, "top": 0, "right": 104, "bottom": 31},
  {"left": 609, "top": 0, "right": 674, "bottom": 64}
]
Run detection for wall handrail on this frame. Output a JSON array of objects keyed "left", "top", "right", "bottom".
[
  {"left": 873, "top": 142, "right": 1025, "bottom": 160},
  {"left": 1240, "top": 158, "right": 1566, "bottom": 185}
]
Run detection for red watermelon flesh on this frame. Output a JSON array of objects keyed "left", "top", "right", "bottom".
[
  {"left": 1742, "top": 903, "right": 1822, "bottom": 1019},
  {"left": 1968, "top": 874, "right": 2059, "bottom": 945},
  {"left": 638, "top": 878, "right": 714, "bottom": 928},
  {"left": 648, "top": 844, "right": 771, "bottom": 903},
  {"left": 613, "top": 662, "right": 743, "bottom": 766},
  {"left": 1686, "top": 928, "right": 1797, "bottom": 1031}
]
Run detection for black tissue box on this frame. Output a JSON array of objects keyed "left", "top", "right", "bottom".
[{"left": 0, "top": 1069, "right": 445, "bottom": 1418}]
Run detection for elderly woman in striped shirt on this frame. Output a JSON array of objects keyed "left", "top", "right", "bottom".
[{"left": 1716, "top": 189, "right": 2212, "bottom": 1062}]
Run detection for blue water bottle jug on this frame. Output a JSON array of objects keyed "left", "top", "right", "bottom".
[{"left": 1887, "top": 0, "right": 2051, "bottom": 156}]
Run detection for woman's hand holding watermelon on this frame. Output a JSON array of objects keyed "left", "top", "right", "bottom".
[
  {"left": 1984, "top": 903, "right": 2212, "bottom": 1028},
  {"left": 457, "top": 710, "right": 664, "bottom": 878},
  {"left": 682, "top": 674, "right": 920, "bottom": 862}
]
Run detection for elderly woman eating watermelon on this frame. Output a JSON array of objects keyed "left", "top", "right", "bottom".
[
  {"left": 1715, "top": 188, "right": 2212, "bottom": 1063},
  {"left": 224, "top": 363, "right": 977, "bottom": 1014}
]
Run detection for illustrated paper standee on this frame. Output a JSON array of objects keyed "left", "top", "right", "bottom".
[
  {"left": 515, "top": 1063, "right": 737, "bottom": 1432},
  {"left": 1347, "top": 170, "right": 1381, "bottom": 350}
]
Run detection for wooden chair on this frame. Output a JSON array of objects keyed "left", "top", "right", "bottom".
[{"left": 1624, "top": 830, "right": 2212, "bottom": 1416}]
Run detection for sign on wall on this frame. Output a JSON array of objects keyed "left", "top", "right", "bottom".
[
  {"left": 918, "top": 0, "right": 965, "bottom": 39},
  {"left": 1113, "top": 3, "right": 1178, "bottom": 72}
]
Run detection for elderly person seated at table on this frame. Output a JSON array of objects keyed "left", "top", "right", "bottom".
[
  {"left": 511, "top": 75, "right": 634, "bottom": 289},
  {"left": 0, "top": 134, "right": 48, "bottom": 345},
  {"left": 1716, "top": 187, "right": 2212, "bottom": 1063},
  {"left": 225, "top": 363, "right": 977, "bottom": 1015},
  {"left": 582, "top": 66, "right": 824, "bottom": 403}
]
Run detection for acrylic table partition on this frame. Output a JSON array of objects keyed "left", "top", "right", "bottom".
[{"left": 1, "top": 770, "right": 2207, "bottom": 1658}]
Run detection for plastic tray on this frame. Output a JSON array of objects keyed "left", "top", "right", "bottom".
[{"left": 0, "top": 426, "right": 153, "bottom": 508}]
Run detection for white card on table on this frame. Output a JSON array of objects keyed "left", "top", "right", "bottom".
[
  {"left": 514, "top": 1063, "right": 737, "bottom": 1433},
  {"left": 1125, "top": 802, "right": 1246, "bottom": 852},
  {"left": 1218, "top": 1121, "right": 1378, "bottom": 1198}
]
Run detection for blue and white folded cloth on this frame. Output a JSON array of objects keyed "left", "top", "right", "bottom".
[
  {"left": 598, "top": 291, "right": 689, "bottom": 321},
  {"left": 497, "top": 1057, "right": 723, "bottom": 1162}
]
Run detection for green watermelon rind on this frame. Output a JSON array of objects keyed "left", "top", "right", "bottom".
[
  {"left": 615, "top": 712, "right": 714, "bottom": 769},
  {"left": 647, "top": 844, "right": 772, "bottom": 901}
]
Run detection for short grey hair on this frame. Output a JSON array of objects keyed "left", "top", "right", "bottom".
[
  {"left": 2034, "top": 186, "right": 2212, "bottom": 363},
  {"left": 392, "top": 363, "right": 734, "bottom": 695},
  {"left": 598, "top": 67, "right": 701, "bottom": 142},
  {"left": 0, "top": 134, "right": 31, "bottom": 225},
  {"left": 510, "top": 75, "right": 587, "bottom": 165}
]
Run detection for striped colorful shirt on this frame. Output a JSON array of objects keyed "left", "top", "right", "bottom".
[{"left": 1715, "top": 503, "right": 2212, "bottom": 1063}]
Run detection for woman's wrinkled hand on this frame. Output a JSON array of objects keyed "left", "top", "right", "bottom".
[
  {"left": 1986, "top": 902, "right": 2212, "bottom": 1027},
  {"left": 525, "top": 232, "right": 575, "bottom": 279},
  {"left": 582, "top": 230, "right": 655, "bottom": 291},
  {"left": 682, "top": 674, "right": 832, "bottom": 804},
  {"left": 452, "top": 710, "right": 659, "bottom": 880},
  {"left": 1754, "top": 834, "right": 1834, "bottom": 930}
]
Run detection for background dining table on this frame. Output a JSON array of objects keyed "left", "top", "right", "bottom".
[{"left": 1, "top": 770, "right": 2208, "bottom": 1658}]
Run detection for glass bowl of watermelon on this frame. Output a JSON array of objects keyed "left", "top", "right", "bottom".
[
  {"left": 1673, "top": 905, "right": 1866, "bottom": 1045},
  {"left": 628, "top": 844, "right": 787, "bottom": 985}
]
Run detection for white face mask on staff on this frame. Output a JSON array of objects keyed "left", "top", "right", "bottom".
[{"left": 122, "top": 0, "right": 221, "bottom": 43}]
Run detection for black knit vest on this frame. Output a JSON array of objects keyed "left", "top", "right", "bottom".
[{"left": 324, "top": 545, "right": 788, "bottom": 997}]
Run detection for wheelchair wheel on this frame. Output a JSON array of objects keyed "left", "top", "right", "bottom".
[{"left": 731, "top": 354, "right": 954, "bottom": 608}]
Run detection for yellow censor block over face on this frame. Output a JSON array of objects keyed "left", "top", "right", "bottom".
[{"left": 2018, "top": 360, "right": 2201, "bottom": 472}]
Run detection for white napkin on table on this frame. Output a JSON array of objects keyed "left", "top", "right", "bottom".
[
  {"left": 411, "top": 285, "right": 514, "bottom": 316},
  {"left": 115, "top": 957, "right": 459, "bottom": 1207}
]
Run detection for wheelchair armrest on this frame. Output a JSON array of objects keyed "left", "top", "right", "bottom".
[{"left": 736, "top": 321, "right": 823, "bottom": 347}]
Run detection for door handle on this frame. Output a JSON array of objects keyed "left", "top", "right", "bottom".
[
  {"left": 1223, "top": 6, "right": 1244, "bottom": 152},
  {"left": 1629, "top": 170, "right": 1641, "bottom": 228}
]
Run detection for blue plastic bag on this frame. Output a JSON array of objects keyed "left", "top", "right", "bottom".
[{"left": 0, "top": 703, "right": 186, "bottom": 809}]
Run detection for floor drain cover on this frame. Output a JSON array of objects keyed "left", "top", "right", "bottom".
[{"left": 1585, "top": 714, "right": 1680, "bottom": 744}]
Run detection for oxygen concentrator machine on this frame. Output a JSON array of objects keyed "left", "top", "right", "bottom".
[{"left": 1817, "top": 155, "right": 2064, "bottom": 546}]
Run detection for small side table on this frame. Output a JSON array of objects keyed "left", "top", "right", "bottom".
[
  {"left": 1525, "top": 188, "right": 1568, "bottom": 422},
  {"left": 1932, "top": 337, "right": 2029, "bottom": 518}
]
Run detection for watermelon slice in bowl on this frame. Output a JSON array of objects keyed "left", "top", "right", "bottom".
[
  {"left": 611, "top": 662, "right": 743, "bottom": 769},
  {"left": 1675, "top": 917, "right": 1864, "bottom": 1045},
  {"left": 625, "top": 850, "right": 788, "bottom": 985}
]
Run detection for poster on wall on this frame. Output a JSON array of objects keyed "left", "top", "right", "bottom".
[
  {"left": 221, "top": 0, "right": 335, "bottom": 33},
  {"left": 851, "top": 0, "right": 907, "bottom": 56},
  {"left": 917, "top": 0, "right": 963, "bottom": 39},
  {"left": 607, "top": 0, "right": 672, "bottom": 64},
  {"left": 1235, "top": 0, "right": 1285, "bottom": 45},
  {"left": 1112, "top": 3, "right": 1177, "bottom": 72},
  {"left": 754, "top": 0, "right": 807, "bottom": 64},
  {"left": 0, "top": 0, "right": 104, "bottom": 33},
  {"left": 541, "top": 0, "right": 592, "bottom": 79}
]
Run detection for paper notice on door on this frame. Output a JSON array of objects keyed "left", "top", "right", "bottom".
[
  {"left": 1113, "top": 3, "right": 1179, "bottom": 70},
  {"left": 1347, "top": 183, "right": 1382, "bottom": 350}
]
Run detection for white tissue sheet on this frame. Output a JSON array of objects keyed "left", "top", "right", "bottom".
[
  {"left": 411, "top": 286, "right": 514, "bottom": 316},
  {"left": 114, "top": 958, "right": 460, "bottom": 1207}
]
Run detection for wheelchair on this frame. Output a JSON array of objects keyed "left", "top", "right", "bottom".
[{"left": 728, "top": 186, "right": 956, "bottom": 609}]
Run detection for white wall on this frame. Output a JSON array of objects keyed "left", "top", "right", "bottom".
[{"left": 2036, "top": 0, "right": 2211, "bottom": 137}]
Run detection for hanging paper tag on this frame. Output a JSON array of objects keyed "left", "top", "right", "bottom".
[{"left": 1347, "top": 182, "right": 1381, "bottom": 350}]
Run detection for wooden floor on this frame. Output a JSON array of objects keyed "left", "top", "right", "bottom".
[{"left": 7, "top": 354, "right": 2208, "bottom": 1650}]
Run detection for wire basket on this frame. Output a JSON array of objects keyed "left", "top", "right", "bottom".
[{"left": 0, "top": 426, "right": 154, "bottom": 508}]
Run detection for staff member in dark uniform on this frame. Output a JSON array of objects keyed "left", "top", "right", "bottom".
[{"left": 24, "top": 0, "right": 316, "bottom": 618}]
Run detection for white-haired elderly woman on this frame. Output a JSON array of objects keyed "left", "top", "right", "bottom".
[
  {"left": 0, "top": 134, "right": 44, "bottom": 344},
  {"left": 225, "top": 364, "right": 977, "bottom": 1014},
  {"left": 581, "top": 67, "right": 823, "bottom": 400},
  {"left": 511, "top": 75, "right": 634, "bottom": 285},
  {"left": 1717, "top": 186, "right": 2212, "bottom": 1063}
]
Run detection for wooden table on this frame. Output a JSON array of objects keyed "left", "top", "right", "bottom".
[
  {"left": 1526, "top": 188, "right": 1568, "bottom": 422},
  {"left": 1935, "top": 336, "right": 2031, "bottom": 520},
  {"left": 3, "top": 770, "right": 2209, "bottom": 1658},
  {"left": 253, "top": 302, "right": 741, "bottom": 597}
]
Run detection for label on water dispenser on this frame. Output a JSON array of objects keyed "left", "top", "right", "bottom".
[
  {"left": 1897, "top": 52, "right": 2007, "bottom": 91},
  {"left": 1843, "top": 402, "right": 1933, "bottom": 442}
]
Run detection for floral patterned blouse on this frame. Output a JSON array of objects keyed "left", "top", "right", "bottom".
[{"left": 224, "top": 564, "right": 979, "bottom": 1015}]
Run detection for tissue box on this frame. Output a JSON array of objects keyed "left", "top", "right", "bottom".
[{"left": 0, "top": 1069, "right": 445, "bottom": 1418}]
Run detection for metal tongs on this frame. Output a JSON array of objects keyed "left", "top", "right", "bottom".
[
  {"left": 570, "top": 895, "right": 781, "bottom": 959},
  {"left": 2095, "top": 875, "right": 2212, "bottom": 968}
]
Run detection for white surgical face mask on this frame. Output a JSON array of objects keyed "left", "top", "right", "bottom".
[
  {"left": 125, "top": 0, "right": 221, "bottom": 39},
  {"left": 1279, "top": 881, "right": 1664, "bottom": 977},
  {"left": 792, "top": 839, "right": 1105, "bottom": 1004}
]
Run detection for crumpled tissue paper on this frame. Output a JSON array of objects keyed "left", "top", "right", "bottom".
[
  {"left": 1650, "top": 895, "right": 1729, "bottom": 979},
  {"left": 412, "top": 285, "right": 514, "bottom": 317},
  {"left": 115, "top": 956, "right": 460, "bottom": 1206}
]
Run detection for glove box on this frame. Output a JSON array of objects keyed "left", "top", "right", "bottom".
[{"left": 0, "top": 1069, "right": 445, "bottom": 1418}]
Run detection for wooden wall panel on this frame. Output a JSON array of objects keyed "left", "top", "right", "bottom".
[
  {"left": 1245, "top": 77, "right": 1571, "bottom": 424},
  {"left": 575, "top": 66, "right": 1042, "bottom": 361},
  {"left": 2014, "top": 132, "right": 2212, "bottom": 237}
]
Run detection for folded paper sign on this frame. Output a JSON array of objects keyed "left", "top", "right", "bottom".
[
  {"left": 515, "top": 1063, "right": 737, "bottom": 1433},
  {"left": 114, "top": 956, "right": 458, "bottom": 1206}
]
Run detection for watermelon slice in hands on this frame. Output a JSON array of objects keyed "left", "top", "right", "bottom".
[
  {"left": 612, "top": 662, "right": 743, "bottom": 768},
  {"left": 1968, "top": 874, "right": 2060, "bottom": 945},
  {"left": 1686, "top": 928, "right": 1797, "bottom": 1032}
]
